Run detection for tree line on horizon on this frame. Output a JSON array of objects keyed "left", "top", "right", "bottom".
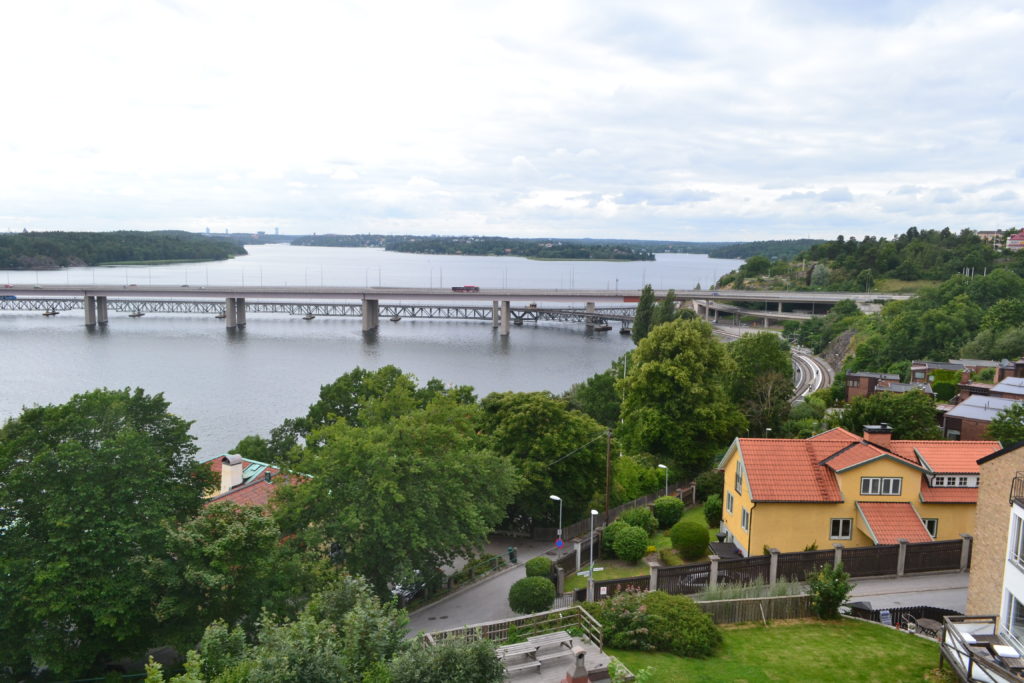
[{"left": 0, "top": 230, "right": 246, "bottom": 269}]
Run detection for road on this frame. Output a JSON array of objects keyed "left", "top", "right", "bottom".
[{"left": 848, "top": 572, "right": 969, "bottom": 613}]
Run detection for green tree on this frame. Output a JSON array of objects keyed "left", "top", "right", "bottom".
[
  {"left": 986, "top": 402, "right": 1024, "bottom": 443},
  {"left": 478, "top": 391, "right": 605, "bottom": 525},
  {"left": 389, "top": 639, "right": 504, "bottom": 683},
  {"left": 631, "top": 284, "right": 657, "bottom": 343},
  {"left": 0, "top": 388, "right": 213, "bottom": 678},
  {"left": 564, "top": 366, "right": 621, "bottom": 428},
  {"left": 618, "top": 319, "right": 747, "bottom": 476},
  {"left": 273, "top": 399, "right": 519, "bottom": 596},
  {"left": 651, "top": 289, "right": 678, "bottom": 328},
  {"left": 149, "top": 502, "right": 316, "bottom": 651},
  {"left": 727, "top": 332, "right": 794, "bottom": 435},
  {"left": 508, "top": 576, "right": 556, "bottom": 614},
  {"left": 613, "top": 525, "right": 650, "bottom": 563},
  {"left": 832, "top": 390, "right": 941, "bottom": 440}
]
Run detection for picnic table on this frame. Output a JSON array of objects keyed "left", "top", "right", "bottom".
[
  {"left": 497, "top": 631, "right": 575, "bottom": 676},
  {"left": 915, "top": 618, "right": 942, "bottom": 638},
  {"left": 527, "top": 631, "right": 574, "bottom": 651}
]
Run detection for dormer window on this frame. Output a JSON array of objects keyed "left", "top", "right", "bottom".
[{"left": 861, "top": 477, "right": 902, "bottom": 496}]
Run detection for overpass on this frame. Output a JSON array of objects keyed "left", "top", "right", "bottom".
[{"left": 0, "top": 284, "right": 910, "bottom": 334}]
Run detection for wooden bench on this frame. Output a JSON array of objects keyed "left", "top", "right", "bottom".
[
  {"left": 527, "top": 630, "right": 574, "bottom": 651},
  {"left": 496, "top": 641, "right": 539, "bottom": 662}
]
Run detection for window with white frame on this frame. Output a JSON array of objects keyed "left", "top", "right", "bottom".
[
  {"left": 829, "top": 518, "right": 852, "bottom": 540},
  {"left": 741, "top": 508, "right": 750, "bottom": 531},
  {"left": 735, "top": 463, "right": 744, "bottom": 495},
  {"left": 860, "top": 477, "right": 902, "bottom": 495},
  {"left": 933, "top": 476, "right": 945, "bottom": 487},
  {"left": 959, "top": 476, "right": 969, "bottom": 487},
  {"left": 1008, "top": 594, "right": 1024, "bottom": 647},
  {"left": 923, "top": 518, "right": 938, "bottom": 538},
  {"left": 726, "top": 492, "right": 734, "bottom": 513},
  {"left": 1012, "top": 515, "right": 1024, "bottom": 567}
]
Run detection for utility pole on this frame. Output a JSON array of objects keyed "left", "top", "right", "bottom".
[{"left": 605, "top": 430, "right": 612, "bottom": 526}]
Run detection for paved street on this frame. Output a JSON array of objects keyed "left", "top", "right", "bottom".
[
  {"left": 407, "top": 536, "right": 568, "bottom": 637},
  {"left": 848, "top": 572, "right": 969, "bottom": 612}
]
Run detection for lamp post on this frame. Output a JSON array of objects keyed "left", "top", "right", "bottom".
[
  {"left": 589, "top": 509, "right": 599, "bottom": 576},
  {"left": 549, "top": 494, "right": 562, "bottom": 542},
  {"left": 765, "top": 427, "right": 773, "bottom": 438},
  {"left": 658, "top": 464, "right": 669, "bottom": 497}
]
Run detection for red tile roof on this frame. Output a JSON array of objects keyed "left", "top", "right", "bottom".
[
  {"left": 203, "top": 455, "right": 301, "bottom": 507},
  {"left": 919, "top": 476, "right": 978, "bottom": 503},
  {"left": 736, "top": 438, "right": 843, "bottom": 503},
  {"left": 905, "top": 441, "right": 997, "bottom": 474},
  {"left": 857, "top": 502, "right": 933, "bottom": 544},
  {"left": 821, "top": 442, "right": 920, "bottom": 471}
]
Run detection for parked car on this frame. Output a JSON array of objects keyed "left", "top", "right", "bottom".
[{"left": 390, "top": 571, "right": 426, "bottom": 607}]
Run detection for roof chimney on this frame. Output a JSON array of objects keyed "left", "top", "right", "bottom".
[
  {"left": 863, "top": 423, "right": 894, "bottom": 447},
  {"left": 220, "top": 454, "right": 244, "bottom": 494}
]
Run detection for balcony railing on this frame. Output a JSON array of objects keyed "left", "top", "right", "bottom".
[{"left": 1011, "top": 472, "right": 1024, "bottom": 507}]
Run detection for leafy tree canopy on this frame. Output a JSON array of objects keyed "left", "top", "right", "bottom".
[
  {"left": 0, "top": 388, "right": 212, "bottom": 678},
  {"left": 986, "top": 402, "right": 1024, "bottom": 444},
  {"left": 727, "top": 332, "right": 794, "bottom": 435},
  {"left": 631, "top": 284, "right": 657, "bottom": 344},
  {"left": 830, "top": 390, "right": 942, "bottom": 440}
]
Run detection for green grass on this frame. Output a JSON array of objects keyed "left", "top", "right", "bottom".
[
  {"left": 563, "top": 507, "right": 719, "bottom": 591},
  {"left": 609, "top": 619, "right": 955, "bottom": 682},
  {"left": 873, "top": 278, "right": 943, "bottom": 293}
]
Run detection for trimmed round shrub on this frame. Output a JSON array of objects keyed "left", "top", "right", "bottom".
[
  {"left": 586, "top": 590, "right": 721, "bottom": 658},
  {"left": 612, "top": 525, "right": 650, "bottom": 564},
  {"left": 602, "top": 520, "right": 630, "bottom": 556},
  {"left": 653, "top": 495, "right": 685, "bottom": 528},
  {"left": 618, "top": 507, "right": 658, "bottom": 536},
  {"left": 525, "top": 556, "right": 553, "bottom": 579},
  {"left": 695, "top": 470, "right": 724, "bottom": 501},
  {"left": 703, "top": 494, "right": 723, "bottom": 529},
  {"left": 671, "top": 520, "right": 709, "bottom": 561},
  {"left": 508, "top": 576, "right": 555, "bottom": 614}
]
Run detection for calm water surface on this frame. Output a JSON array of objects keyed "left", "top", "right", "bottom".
[{"left": 0, "top": 245, "right": 742, "bottom": 456}]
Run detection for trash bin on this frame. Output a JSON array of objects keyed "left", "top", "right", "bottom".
[{"left": 508, "top": 546, "right": 518, "bottom": 563}]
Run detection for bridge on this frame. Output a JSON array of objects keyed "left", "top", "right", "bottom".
[{"left": 0, "top": 284, "right": 910, "bottom": 334}]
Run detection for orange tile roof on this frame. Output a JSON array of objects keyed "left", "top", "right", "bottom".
[
  {"left": 919, "top": 475, "right": 978, "bottom": 503},
  {"left": 736, "top": 438, "right": 843, "bottom": 502},
  {"left": 903, "top": 441, "right": 999, "bottom": 474},
  {"left": 856, "top": 502, "right": 933, "bottom": 544},
  {"left": 204, "top": 455, "right": 302, "bottom": 507},
  {"left": 822, "top": 442, "right": 920, "bottom": 471}
]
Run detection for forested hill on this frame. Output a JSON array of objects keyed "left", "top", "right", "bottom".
[
  {"left": 0, "top": 231, "right": 247, "bottom": 269},
  {"left": 706, "top": 239, "right": 823, "bottom": 260}
]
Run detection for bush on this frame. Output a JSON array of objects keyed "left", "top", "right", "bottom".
[
  {"left": 695, "top": 470, "right": 724, "bottom": 501},
  {"left": 508, "top": 577, "right": 556, "bottom": 614},
  {"left": 670, "top": 521, "right": 709, "bottom": 561},
  {"left": 703, "top": 494, "right": 723, "bottom": 529},
  {"left": 389, "top": 639, "right": 504, "bottom": 683},
  {"left": 587, "top": 591, "right": 721, "bottom": 658},
  {"left": 619, "top": 507, "right": 658, "bottom": 536},
  {"left": 808, "top": 562, "right": 853, "bottom": 619},
  {"left": 653, "top": 496, "right": 685, "bottom": 529},
  {"left": 603, "top": 520, "right": 630, "bottom": 556},
  {"left": 525, "top": 556, "right": 553, "bottom": 579},
  {"left": 613, "top": 525, "right": 650, "bottom": 564}
]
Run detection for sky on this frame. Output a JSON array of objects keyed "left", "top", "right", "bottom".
[{"left": 0, "top": 1, "right": 1022, "bottom": 241}]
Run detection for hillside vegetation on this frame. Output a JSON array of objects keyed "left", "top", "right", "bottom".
[{"left": 0, "top": 230, "right": 246, "bottom": 269}]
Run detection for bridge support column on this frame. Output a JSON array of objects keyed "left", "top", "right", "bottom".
[
  {"left": 713, "top": 308, "right": 718, "bottom": 323},
  {"left": 778, "top": 301, "right": 783, "bottom": 312},
  {"left": 763, "top": 317, "right": 769, "bottom": 328},
  {"left": 499, "top": 300, "right": 510, "bottom": 336},
  {"left": 492, "top": 300, "right": 500, "bottom": 328},
  {"left": 363, "top": 299, "right": 379, "bottom": 331},
  {"left": 234, "top": 298, "right": 246, "bottom": 327},
  {"left": 585, "top": 301, "right": 595, "bottom": 329},
  {"left": 225, "top": 297, "right": 237, "bottom": 328},
  {"left": 83, "top": 295, "right": 97, "bottom": 326},
  {"left": 96, "top": 296, "right": 108, "bottom": 324}
]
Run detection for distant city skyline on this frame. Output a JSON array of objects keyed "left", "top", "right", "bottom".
[{"left": 1, "top": 1, "right": 1022, "bottom": 241}]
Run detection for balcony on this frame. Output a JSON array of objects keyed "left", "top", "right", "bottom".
[{"left": 941, "top": 615, "right": 1024, "bottom": 682}]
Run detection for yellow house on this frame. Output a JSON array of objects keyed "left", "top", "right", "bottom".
[{"left": 717, "top": 424, "right": 999, "bottom": 556}]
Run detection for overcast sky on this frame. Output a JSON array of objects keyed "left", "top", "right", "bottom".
[{"left": 1, "top": 1, "right": 1022, "bottom": 240}]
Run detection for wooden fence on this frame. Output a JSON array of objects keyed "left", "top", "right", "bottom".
[
  {"left": 847, "top": 604, "right": 962, "bottom": 627},
  {"left": 842, "top": 544, "right": 900, "bottom": 577},
  {"left": 423, "top": 604, "right": 603, "bottom": 649},
  {"left": 592, "top": 574, "right": 650, "bottom": 601},
  {"left": 696, "top": 594, "right": 813, "bottom": 624},
  {"left": 904, "top": 539, "right": 962, "bottom": 573},
  {"left": 776, "top": 549, "right": 834, "bottom": 582}
]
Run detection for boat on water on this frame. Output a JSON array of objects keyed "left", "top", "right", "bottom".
[
  {"left": 593, "top": 324, "right": 612, "bottom": 332},
  {"left": 303, "top": 314, "right": 315, "bottom": 320},
  {"left": 42, "top": 310, "right": 58, "bottom": 316},
  {"left": 129, "top": 311, "right": 144, "bottom": 318},
  {"left": 215, "top": 312, "right": 226, "bottom": 319},
  {"left": 390, "top": 315, "right": 402, "bottom": 322},
  {"left": 513, "top": 318, "right": 524, "bottom": 326},
  {"left": 620, "top": 327, "right": 632, "bottom": 335}
]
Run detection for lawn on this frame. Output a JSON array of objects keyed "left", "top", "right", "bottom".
[
  {"left": 563, "top": 507, "right": 717, "bottom": 592},
  {"left": 609, "top": 619, "right": 955, "bottom": 682}
]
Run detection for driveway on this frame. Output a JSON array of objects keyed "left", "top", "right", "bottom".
[{"left": 847, "top": 572, "right": 969, "bottom": 613}]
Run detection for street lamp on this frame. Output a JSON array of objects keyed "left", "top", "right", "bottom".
[
  {"left": 549, "top": 494, "right": 563, "bottom": 541},
  {"left": 589, "top": 509, "right": 599, "bottom": 576},
  {"left": 765, "top": 427, "right": 773, "bottom": 438},
  {"left": 658, "top": 464, "right": 669, "bottom": 497}
]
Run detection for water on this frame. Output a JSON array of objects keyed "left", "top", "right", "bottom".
[{"left": 0, "top": 245, "right": 742, "bottom": 456}]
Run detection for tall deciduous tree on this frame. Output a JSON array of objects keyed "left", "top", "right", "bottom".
[
  {"left": 617, "top": 319, "right": 747, "bottom": 477},
  {"left": 273, "top": 399, "right": 519, "bottom": 596},
  {"left": 986, "top": 402, "right": 1024, "bottom": 444},
  {"left": 651, "top": 289, "right": 678, "bottom": 327},
  {"left": 631, "top": 284, "right": 656, "bottom": 344},
  {"left": 832, "top": 390, "right": 942, "bottom": 440},
  {"left": 478, "top": 391, "right": 606, "bottom": 526},
  {"left": 727, "top": 332, "right": 794, "bottom": 435},
  {"left": 0, "top": 388, "right": 213, "bottom": 678}
]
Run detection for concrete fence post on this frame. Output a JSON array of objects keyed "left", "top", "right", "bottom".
[
  {"left": 897, "top": 539, "right": 908, "bottom": 577},
  {"left": 709, "top": 555, "right": 720, "bottom": 589},
  {"left": 769, "top": 548, "right": 780, "bottom": 586},
  {"left": 574, "top": 542, "right": 581, "bottom": 572},
  {"left": 647, "top": 558, "right": 660, "bottom": 593},
  {"left": 557, "top": 567, "right": 565, "bottom": 594},
  {"left": 586, "top": 578, "right": 594, "bottom": 603},
  {"left": 960, "top": 534, "right": 973, "bottom": 572},
  {"left": 833, "top": 543, "right": 844, "bottom": 568}
]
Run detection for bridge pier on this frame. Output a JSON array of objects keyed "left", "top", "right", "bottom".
[
  {"left": 84, "top": 295, "right": 97, "bottom": 326},
  {"left": 778, "top": 301, "right": 783, "bottom": 313},
  {"left": 235, "top": 298, "right": 246, "bottom": 327},
  {"left": 362, "top": 299, "right": 379, "bottom": 331},
  {"left": 96, "top": 296, "right": 108, "bottom": 324},
  {"left": 225, "top": 298, "right": 236, "bottom": 327},
  {"left": 492, "top": 300, "right": 500, "bottom": 328},
  {"left": 764, "top": 317, "right": 769, "bottom": 328},
  {"left": 713, "top": 308, "right": 718, "bottom": 323},
  {"left": 499, "top": 300, "right": 510, "bottom": 336},
  {"left": 585, "top": 301, "right": 595, "bottom": 329}
]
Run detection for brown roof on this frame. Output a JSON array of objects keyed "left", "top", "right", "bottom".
[
  {"left": 856, "top": 502, "right": 932, "bottom": 544},
  {"left": 204, "top": 455, "right": 301, "bottom": 507}
]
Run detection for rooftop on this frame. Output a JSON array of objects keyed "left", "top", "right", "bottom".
[
  {"left": 944, "top": 394, "right": 1019, "bottom": 422},
  {"left": 856, "top": 501, "right": 932, "bottom": 544}
]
